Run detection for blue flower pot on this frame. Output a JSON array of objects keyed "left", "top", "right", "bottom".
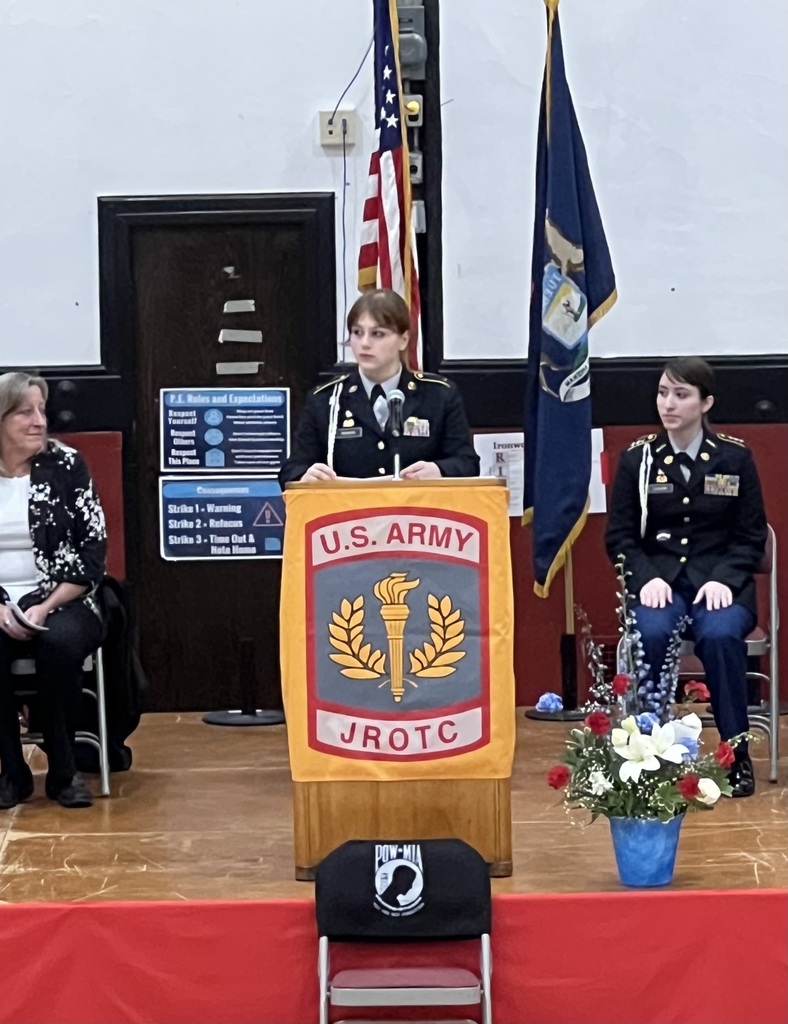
[{"left": 608, "top": 814, "right": 684, "bottom": 887}]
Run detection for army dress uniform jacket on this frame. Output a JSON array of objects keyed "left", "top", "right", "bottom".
[
  {"left": 605, "top": 429, "right": 767, "bottom": 615},
  {"left": 279, "top": 368, "right": 480, "bottom": 485}
]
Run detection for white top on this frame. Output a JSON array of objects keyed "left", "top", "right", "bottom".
[{"left": 0, "top": 475, "right": 38, "bottom": 603}]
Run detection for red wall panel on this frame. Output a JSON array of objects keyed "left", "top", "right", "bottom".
[
  {"left": 55, "top": 431, "right": 126, "bottom": 582},
  {"left": 52, "top": 426, "right": 784, "bottom": 703}
]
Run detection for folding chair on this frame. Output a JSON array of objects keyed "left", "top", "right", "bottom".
[
  {"left": 315, "top": 838, "right": 492, "bottom": 1024},
  {"left": 13, "top": 647, "right": 110, "bottom": 796}
]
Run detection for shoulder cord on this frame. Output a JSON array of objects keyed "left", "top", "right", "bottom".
[
  {"left": 326, "top": 381, "right": 344, "bottom": 472},
  {"left": 638, "top": 442, "right": 653, "bottom": 538}
]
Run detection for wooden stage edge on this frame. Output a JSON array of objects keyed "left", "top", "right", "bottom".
[{"left": 0, "top": 711, "right": 785, "bottom": 903}]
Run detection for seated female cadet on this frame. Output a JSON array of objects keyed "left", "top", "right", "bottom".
[
  {"left": 279, "top": 289, "right": 480, "bottom": 484},
  {"left": 0, "top": 372, "right": 107, "bottom": 810},
  {"left": 605, "top": 356, "right": 767, "bottom": 797}
]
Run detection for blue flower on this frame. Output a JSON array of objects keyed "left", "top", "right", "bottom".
[
  {"left": 681, "top": 736, "right": 700, "bottom": 759},
  {"left": 535, "top": 692, "right": 563, "bottom": 713},
  {"left": 635, "top": 712, "right": 660, "bottom": 735}
]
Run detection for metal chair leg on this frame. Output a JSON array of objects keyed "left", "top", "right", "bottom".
[{"left": 94, "top": 648, "right": 111, "bottom": 796}]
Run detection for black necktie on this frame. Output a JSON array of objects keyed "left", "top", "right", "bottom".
[
  {"left": 676, "top": 451, "right": 694, "bottom": 470},
  {"left": 370, "top": 384, "right": 385, "bottom": 406}
]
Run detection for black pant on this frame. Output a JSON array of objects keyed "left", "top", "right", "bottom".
[{"left": 0, "top": 601, "right": 104, "bottom": 787}]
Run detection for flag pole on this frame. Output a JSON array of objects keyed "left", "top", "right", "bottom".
[
  {"left": 559, "top": 549, "right": 582, "bottom": 715},
  {"left": 564, "top": 547, "right": 574, "bottom": 635}
]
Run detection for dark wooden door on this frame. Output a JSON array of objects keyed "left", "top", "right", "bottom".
[{"left": 103, "top": 195, "right": 336, "bottom": 711}]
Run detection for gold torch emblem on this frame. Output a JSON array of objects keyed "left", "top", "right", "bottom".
[
  {"left": 373, "top": 572, "right": 420, "bottom": 702},
  {"left": 327, "top": 571, "right": 467, "bottom": 705}
]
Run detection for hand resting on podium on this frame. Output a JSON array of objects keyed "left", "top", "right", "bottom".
[{"left": 298, "top": 460, "right": 441, "bottom": 482}]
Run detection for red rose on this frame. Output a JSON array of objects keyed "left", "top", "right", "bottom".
[
  {"left": 611, "top": 674, "right": 630, "bottom": 697},
  {"left": 584, "top": 711, "right": 611, "bottom": 736},
  {"left": 685, "top": 680, "right": 711, "bottom": 701},
  {"left": 547, "top": 765, "right": 571, "bottom": 789},
  {"left": 715, "top": 741, "right": 735, "bottom": 768},
  {"left": 677, "top": 774, "right": 700, "bottom": 799}
]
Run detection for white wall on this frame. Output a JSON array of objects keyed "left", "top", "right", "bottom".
[
  {"left": 442, "top": 0, "right": 788, "bottom": 359},
  {"left": 0, "top": 0, "right": 375, "bottom": 366},
  {"left": 1, "top": 1, "right": 785, "bottom": 368}
]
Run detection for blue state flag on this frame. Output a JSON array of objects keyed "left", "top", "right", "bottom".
[{"left": 523, "top": 0, "right": 617, "bottom": 598}]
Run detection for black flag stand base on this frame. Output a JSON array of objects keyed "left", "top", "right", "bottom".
[
  {"left": 524, "top": 632, "right": 586, "bottom": 721},
  {"left": 202, "top": 709, "right": 285, "bottom": 727},
  {"left": 202, "top": 638, "right": 286, "bottom": 727}
]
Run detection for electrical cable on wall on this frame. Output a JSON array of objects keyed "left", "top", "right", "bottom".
[
  {"left": 328, "top": 35, "right": 373, "bottom": 362},
  {"left": 341, "top": 119, "right": 349, "bottom": 360}
]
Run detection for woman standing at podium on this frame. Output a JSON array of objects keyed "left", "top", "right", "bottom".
[{"left": 279, "top": 289, "right": 479, "bottom": 485}]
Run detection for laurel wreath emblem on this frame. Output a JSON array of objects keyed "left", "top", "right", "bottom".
[
  {"left": 408, "top": 594, "right": 466, "bottom": 678},
  {"left": 328, "top": 597, "right": 387, "bottom": 679}
]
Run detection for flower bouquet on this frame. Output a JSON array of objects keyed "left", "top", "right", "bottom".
[{"left": 542, "top": 558, "right": 748, "bottom": 886}]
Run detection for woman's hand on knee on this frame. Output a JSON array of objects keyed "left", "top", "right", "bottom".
[
  {"left": 0, "top": 607, "right": 34, "bottom": 641},
  {"left": 21, "top": 604, "right": 50, "bottom": 629},
  {"left": 639, "top": 578, "right": 673, "bottom": 608},
  {"left": 693, "top": 581, "right": 733, "bottom": 611}
]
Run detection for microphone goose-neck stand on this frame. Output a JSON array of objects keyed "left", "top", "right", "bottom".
[{"left": 387, "top": 390, "right": 405, "bottom": 480}]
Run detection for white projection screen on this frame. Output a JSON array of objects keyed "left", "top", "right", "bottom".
[{"left": 441, "top": 0, "right": 788, "bottom": 361}]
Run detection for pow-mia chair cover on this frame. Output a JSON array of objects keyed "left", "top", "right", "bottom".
[{"left": 316, "top": 837, "right": 492, "bottom": 1024}]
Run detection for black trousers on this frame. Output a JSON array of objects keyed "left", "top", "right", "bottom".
[{"left": 0, "top": 601, "right": 104, "bottom": 787}]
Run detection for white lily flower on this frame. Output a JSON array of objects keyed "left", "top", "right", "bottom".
[
  {"left": 621, "top": 716, "right": 638, "bottom": 735},
  {"left": 611, "top": 727, "right": 630, "bottom": 747},
  {"left": 588, "top": 770, "right": 613, "bottom": 796},
  {"left": 613, "top": 732, "right": 661, "bottom": 783},
  {"left": 650, "top": 722, "right": 689, "bottom": 764},
  {"left": 673, "top": 712, "right": 703, "bottom": 744},
  {"left": 697, "top": 778, "right": 721, "bottom": 805}
]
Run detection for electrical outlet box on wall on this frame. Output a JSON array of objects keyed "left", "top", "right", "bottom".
[{"left": 319, "top": 110, "right": 357, "bottom": 147}]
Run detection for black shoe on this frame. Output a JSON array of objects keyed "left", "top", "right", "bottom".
[
  {"left": 0, "top": 771, "right": 34, "bottom": 810},
  {"left": 728, "top": 755, "right": 755, "bottom": 798},
  {"left": 45, "top": 773, "right": 93, "bottom": 808}
]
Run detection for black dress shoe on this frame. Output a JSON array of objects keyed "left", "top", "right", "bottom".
[
  {"left": 45, "top": 773, "right": 93, "bottom": 808},
  {"left": 729, "top": 755, "right": 755, "bottom": 798},
  {"left": 0, "top": 772, "right": 35, "bottom": 810}
]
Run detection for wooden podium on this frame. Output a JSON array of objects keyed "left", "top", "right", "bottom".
[{"left": 280, "top": 479, "right": 515, "bottom": 879}]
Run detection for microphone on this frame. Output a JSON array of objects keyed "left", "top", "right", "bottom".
[{"left": 387, "top": 389, "right": 405, "bottom": 437}]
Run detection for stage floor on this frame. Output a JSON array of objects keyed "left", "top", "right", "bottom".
[{"left": 1, "top": 712, "right": 785, "bottom": 903}]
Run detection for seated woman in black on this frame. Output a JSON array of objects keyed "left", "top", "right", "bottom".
[
  {"left": 279, "top": 289, "right": 479, "bottom": 484},
  {"left": 0, "top": 372, "right": 106, "bottom": 809}
]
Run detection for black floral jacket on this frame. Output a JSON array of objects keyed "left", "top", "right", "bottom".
[{"left": 0, "top": 439, "right": 107, "bottom": 618}]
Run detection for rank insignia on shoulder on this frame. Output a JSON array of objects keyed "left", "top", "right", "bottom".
[
  {"left": 414, "top": 371, "right": 450, "bottom": 387},
  {"left": 314, "top": 373, "right": 349, "bottom": 394},
  {"left": 627, "top": 433, "right": 657, "bottom": 451},
  {"left": 717, "top": 432, "right": 746, "bottom": 448}
]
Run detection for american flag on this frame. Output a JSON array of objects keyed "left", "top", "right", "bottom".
[{"left": 357, "top": 0, "right": 422, "bottom": 369}]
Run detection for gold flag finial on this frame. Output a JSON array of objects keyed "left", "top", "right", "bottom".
[{"left": 544, "top": 0, "right": 560, "bottom": 11}]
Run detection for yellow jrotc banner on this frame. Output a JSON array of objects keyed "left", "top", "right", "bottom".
[{"left": 280, "top": 480, "right": 515, "bottom": 782}]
